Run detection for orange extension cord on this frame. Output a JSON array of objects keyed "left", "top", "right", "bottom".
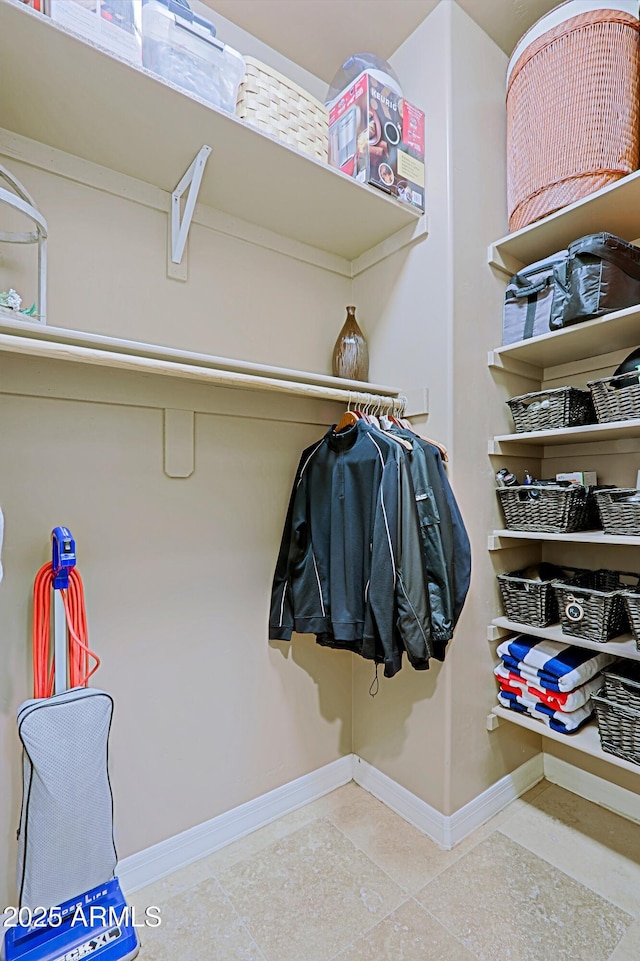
[{"left": 32, "top": 563, "right": 100, "bottom": 699}]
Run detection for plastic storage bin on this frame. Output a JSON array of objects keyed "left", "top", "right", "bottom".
[{"left": 142, "top": 0, "right": 245, "bottom": 113}]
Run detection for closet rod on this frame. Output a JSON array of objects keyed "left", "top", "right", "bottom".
[{"left": 0, "top": 334, "right": 406, "bottom": 412}]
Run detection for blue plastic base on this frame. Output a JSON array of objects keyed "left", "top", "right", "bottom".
[{"left": 2, "top": 879, "right": 139, "bottom": 961}]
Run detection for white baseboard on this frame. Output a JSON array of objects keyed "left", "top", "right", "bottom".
[
  {"left": 118, "top": 754, "right": 355, "bottom": 894},
  {"left": 448, "top": 753, "right": 544, "bottom": 847},
  {"left": 543, "top": 753, "right": 640, "bottom": 825},
  {"left": 352, "top": 755, "right": 447, "bottom": 844},
  {"left": 353, "top": 753, "right": 544, "bottom": 848},
  {"left": 118, "top": 751, "right": 545, "bottom": 894}
]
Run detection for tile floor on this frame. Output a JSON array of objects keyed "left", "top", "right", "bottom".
[{"left": 130, "top": 779, "right": 640, "bottom": 961}]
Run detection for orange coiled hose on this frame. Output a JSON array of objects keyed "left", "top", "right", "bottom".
[{"left": 32, "top": 563, "right": 100, "bottom": 699}]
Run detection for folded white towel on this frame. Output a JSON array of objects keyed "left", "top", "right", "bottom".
[
  {"left": 497, "top": 691, "right": 593, "bottom": 733},
  {"left": 494, "top": 663, "right": 601, "bottom": 711},
  {"left": 497, "top": 635, "right": 615, "bottom": 692}
]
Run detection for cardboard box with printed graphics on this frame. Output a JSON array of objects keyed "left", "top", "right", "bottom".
[
  {"left": 328, "top": 73, "right": 425, "bottom": 212},
  {"left": 556, "top": 471, "right": 598, "bottom": 486}
]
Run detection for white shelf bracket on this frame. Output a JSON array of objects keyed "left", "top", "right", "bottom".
[
  {"left": 486, "top": 713, "right": 501, "bottom": 731},
  {"left": 169, "top": 145, "right": 212, "bottom": 279}
]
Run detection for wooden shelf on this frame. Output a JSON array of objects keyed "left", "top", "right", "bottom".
[
  {"left": 488, "top": 172, "right": 640, "bottom": 275},
  {"left": 489, "top": 529, "right": 640, "bottom": 549},
  {"left": 492, "top": 707, "right": 640, "bottom": 776},
  {"left": 0, "top": 0, "right": 423, "bottom": 264},
  {"left": 491, "top": 617, "right": 640, "bottom": 661},
  {"left": 492, "top": 418, "right": 640, "bottom": 448},
  {"left": 0, "top": 313, "right": 402, "bottom": 404},
  {"left": 489, "top": 305, "right": 640, "bottom": 371}
]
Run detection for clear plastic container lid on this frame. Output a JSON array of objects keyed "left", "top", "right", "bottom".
[{"left": 325, "top": 53, "right": 403, "bottom": 105}]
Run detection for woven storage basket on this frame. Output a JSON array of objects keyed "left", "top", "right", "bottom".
[
  {"left": 236, "top": 57, "right": 328, "bottom": 161},
  {"left": 601, "top": 661, "right": 640, "bottom": 707},
  {"left": 506, "top": 7, "right": 640, "bottom": 232},
  {"left": 497, "top": 484, "right": 589, "bottom": 533},
  {"left": 593, "top": 487, "right": 640, "bottom": 535},
  {"left": 497, "top": 565, "right": 584, "bottom": 627},
  {"left": 507, "top": 387, "right": 596, "bottom": 433},
  {"left": 553, "top": 568, "right": 638, "bottom": 641},
  {"left": 592, "top": 687, "right": 640, "bottom": 765},
  {"left": 588, "top": 370, "right": 640, "bottom": 423},
  {"left": 621, "top": 591, "right": 640, "bottom": 649}
]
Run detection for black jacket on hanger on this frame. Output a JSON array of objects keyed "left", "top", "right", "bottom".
[
  {"left": 389, "top": 426, "right": 471, "bottom": 659},
  {"left": 269, "top": 420, "right": 433, "bottom": 677}
]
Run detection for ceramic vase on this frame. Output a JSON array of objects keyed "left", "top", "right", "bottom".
[{"left": 332, "top": 306, "right": 369, "bottom": 381}]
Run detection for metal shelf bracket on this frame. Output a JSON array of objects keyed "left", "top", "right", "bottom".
[{"left": 169, "top": 145, "right": 212, "bottom": 276}]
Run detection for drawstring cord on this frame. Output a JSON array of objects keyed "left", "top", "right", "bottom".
[{"left": 369, "top": 663, "right": 379, "bottom": 698}]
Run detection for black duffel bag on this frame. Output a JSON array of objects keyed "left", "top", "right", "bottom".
[
  {"left": 502, "top": 233, "right": 640, "bottom": 345},
  {"left": 551, "top": 232, "right": 640, "bottom": 330},
  {"left": 502, "top": 250, "right": 568, "bottom": 345}
]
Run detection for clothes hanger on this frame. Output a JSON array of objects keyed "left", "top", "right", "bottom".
[
  {"left": 386, "top": 398, "right": 447, "bottom": 459},
  {"left": 334, "top": 392, "right": 360, "bottom": 433}
]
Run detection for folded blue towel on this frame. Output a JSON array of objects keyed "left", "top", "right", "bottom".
[
  {"left": 497, "top": 635, "right": 615, "bottom": 692},
  {"left": 497, "top": 691, "right": 593, "bottom": 734}
]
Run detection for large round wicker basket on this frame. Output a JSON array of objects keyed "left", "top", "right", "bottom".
[{"left": 506, "top": 4, "right": 640, "bottom": 233}]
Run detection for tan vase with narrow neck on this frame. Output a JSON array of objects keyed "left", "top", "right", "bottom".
[{"left": 332, "top": 306, "right": 369, "bottom": 382}]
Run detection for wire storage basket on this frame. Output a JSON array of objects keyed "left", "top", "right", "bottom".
[
  {"left": 497, "top": 564, "right": 584, "bottom": 628},
  {"left": 506, "top": 6, "right": 640, "bottom": 232},
  {"left": 506, "top": 387, "right": 596, "bottom": 433},
  {"left": 236, "top": 57, "right": 328, "bottom": 161},
  {"left": 497, "top": 484, "right": 590, "bottom": 533},
  {"left": 592, "top": 686, "right": 640, "bottom": 765},
  {"left": 553, "top": 569, "right": 638, "bottom": 642},
  {"left": 588, "top": 370, "right": 640, "bottom": 423},
  {"left": 593, "top": 487, "right": 640, "bottom": 535}
]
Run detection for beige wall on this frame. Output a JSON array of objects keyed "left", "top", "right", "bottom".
[
  {"left": 352, "top": 1, "right": 540, "bottom": 815},
  {"left": 0, "top": 140, "right": 353, "bottom": 905},
  {"left": 3, "top": 0, "right": 637, "bottom": 912},
  {"left": 447, "top": 2, "right": 542, "bottom": 811},
  {"left": 350, "top": 0, "right": 453, "bottom": 813}
]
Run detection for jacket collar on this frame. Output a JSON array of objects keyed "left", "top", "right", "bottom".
[{"left": 325, "top": 419, "right": 370, "bottom": 452}]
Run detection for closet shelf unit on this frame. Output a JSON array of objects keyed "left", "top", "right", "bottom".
[
  {"left": 491, "top": 418, "right": 640, "bottom": 449},
  {"left": 489, "top": 172, "right": 640, "bottom": 276},
  {"left": 490, "top": 617, "right": 640, "bottom": 662},
  {"left": 492, "top": 706, "right": 640, "bottom": 776},
  {"left": 0, "top": 313, "right": 403, "bottom": 409},
  {"left": 0, "top": 0, "right": 424, "bottom": 268},
  {"left": 489, "top": 530, "right": 640, "bottom": 549},
  {"left": 487, "top": 171, "right": 640, "bottom": 775}
]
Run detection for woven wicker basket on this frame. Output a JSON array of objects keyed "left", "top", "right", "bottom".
[
  {"left": 621, "top": 591, "right": 640, "bottom": 650},
  {"left": 236, "top": 57, "right": 328, "bottom": 162},
  {"left": 593, "top": 487, "right": 640, "bottom": 535},
  {"left": 553, "top": 569, "right": 637, "bottom": 642},
  {"left": 497, "top": 484, "right": 589, "bottom": 533},
  {"left": 506, "top": 8, "right": 640, "bottom": 232},
  {"left": 601, "top": 662, "right": 640, "bottom": 707},
  {"left": 592, "top": 687, "right": 640, "bottom": 765},
  {"left": 507, "top": 386, "right": 596, "bottom": 433},
  {"left": 588, "top": 370, "right": 640, "bottom": 423},
  {"left": 497, "top": 565, "right": 584, "bottom": 627}
]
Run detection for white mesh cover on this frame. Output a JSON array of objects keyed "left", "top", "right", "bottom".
[{"left": 16, "top": 688, "right": 117, "bottom": 910}]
